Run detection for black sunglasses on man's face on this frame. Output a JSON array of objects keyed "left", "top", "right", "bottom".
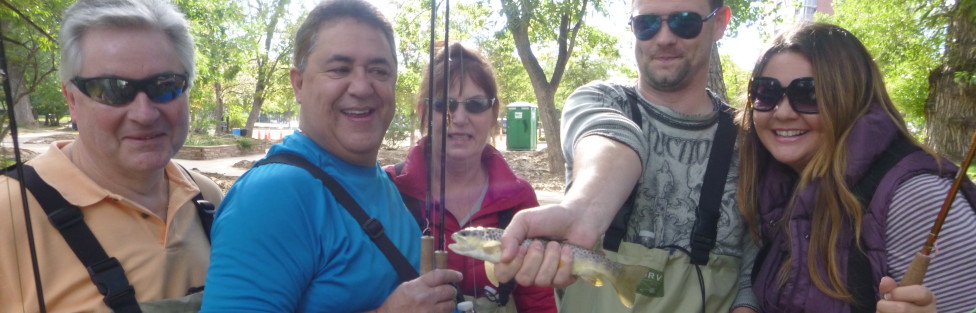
[
  {"left": 630, "top": 7, "right": 721, "bottom": 40},
  {"left": 71, "top": 73, "right": 189, "bottom": 107}
]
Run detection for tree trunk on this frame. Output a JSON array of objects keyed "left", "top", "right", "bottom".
[
  {"left": 244, "top": 0, "right": 289, "bottom": 136},
  {"left": 213, "top": 81, "right": 225, "bottom": 124},
  {"left": 706, "top": 43, "right": 728, "bottom": 103},
  {"left": 925, "top": 1, "right": 976, "bottom": 163},
  {"left": 499, "top": 0, "right": 588, "bottom": 177},
  {"left": 8, "top": 64, "right": 38, "bottom": 129},
  {"left": 245, "top": 79, "right": 266, "bottom": 133},
  {"left": 533, "top": 88, "right": 564, "bottom": 176}
]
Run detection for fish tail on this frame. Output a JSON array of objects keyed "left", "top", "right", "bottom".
[{"left": 608, "top": 264, "right": 650, "bottom": 308}]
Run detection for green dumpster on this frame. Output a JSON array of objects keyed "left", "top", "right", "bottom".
[{"left": 506, "top": 102, "right": 538, "bottom": 151}]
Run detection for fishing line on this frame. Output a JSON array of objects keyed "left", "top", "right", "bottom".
[{"left": 660, "top": 245, "right": 706, "bottom": 313}]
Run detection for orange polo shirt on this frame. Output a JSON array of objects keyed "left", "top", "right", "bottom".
[{"left": 0, "top": 141, "right": 222, "bottom": 313}]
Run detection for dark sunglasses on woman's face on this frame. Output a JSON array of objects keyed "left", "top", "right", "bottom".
[
  {"left": 748, "top": 76, "right": 818, "bottom": 114},
  {"left": 432, "top": 98, "right": 495, "bottom": 114},
  {"left": 71, "top": 73, "right": 189, "bottom": 107},
  {"left": 630, "top": 7, "right": 720, "bottom": 40}
]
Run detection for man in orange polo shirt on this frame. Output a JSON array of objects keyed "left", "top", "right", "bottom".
[{"left": 0, "top": 0, "right": 222, "bottom": 312}]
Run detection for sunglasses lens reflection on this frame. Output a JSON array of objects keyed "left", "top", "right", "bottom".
[
  {"left": 749, "top": 77, "right": 818, "bottom": 114},
  {"left": 633, "top": 15, "right": 662, "bottom": 40},
  {"left": 788, "top": 79, "right": 817, "bottom": 113},
  {"left": 631, "top": 11, "right": 705, "bottom": 40},
  {"left": 751, "top": 79, "right": 781, "bottom": 111},
  {"left": 465, "top": 99, "right": 493, "bottom": 113},
  {"left": 147, "top": 76, "right": 187, "bottom": 103},
  {"left": 670, "top": 12, "right": 704, "bottom": 38},
  {"left": 433, "top": 98, "right": 494, "bottom": 114},
  {"left": 75, "top": 74, "right": 187, "bottom": 106}
]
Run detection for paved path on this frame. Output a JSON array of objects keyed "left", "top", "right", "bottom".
[{"left": 174, "top": 154, "right": 264, "bottom": 177}]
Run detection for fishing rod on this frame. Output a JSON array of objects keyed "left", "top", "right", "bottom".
[
  {"left": 421, "top": 0, "right": 449, "bottom": 274},
  {"left": 0, "top": 21, "right": 47, "bottom": 313},
  {"left": 422, "top": 1, "right": 476, "bottom": 312},
  {"left": 901, "top": 129, "right": 976, "bottom": 286},
  {"left": 437, "top": 0, "right": 451, "bottom": 273},
  {"left": 420, "top": 0, "right": 437, "bottom": 276}
]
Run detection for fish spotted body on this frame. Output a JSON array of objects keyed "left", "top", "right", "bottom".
[{"left": 448, "top": 226, "right": 647, "bottom": 308}]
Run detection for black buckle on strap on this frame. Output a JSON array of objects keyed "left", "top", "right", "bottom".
[
  {"left": 86, "top": 257, "right": 136, "bottom": 306},
  {"left": 689, "top": 230, "right": 716, "bottom": 265},
  {"left": 362, "top": 218, "right": 385, "bottom": 239},
  {"left": 47, "top": 206, "right": 84, "bottom": 230},
  {"left": 195, "top": 199, "right": 216, "bottom": 214}
]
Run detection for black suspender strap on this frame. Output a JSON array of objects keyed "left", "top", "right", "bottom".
[
  {"left": 6, "top": 165, "right": 141, "bottom": 313},
  {"left": 689, "top": 107, "right": 736, "bottom": 265},
  {"left": 602, "top": 88, "right": 645, "bottom": 252},
  {"left": 192, "top": 193, "right": 215, "bottom": 242},
  {"left": 256, "top": 153, "right": 420, "bottom": 282},
  {"left": 177, "top": 165, "right": 216, "bottom": 242},
  {"left": 603, "top": 87, "right": 737, "bottom": 264},
  {"left": 623, "top": 88, "right": 644, "bottom": 127},
  {"left": 847, "top": 138, "right": 919, "bottom": 313}
]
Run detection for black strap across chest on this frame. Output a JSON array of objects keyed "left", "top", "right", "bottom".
[
  {"left": 4, "top": 164, "right": 216, "bottom": 313},
  {"left": 750, "top": 138, "right": 920, "bottom": 312},
  {"left": 255, "top": 153, "right": 419, "bottom": 282},
  {"left": 604, "top": 88, "right": 736, "bottom": 267},
  {"left": 847, "top": 138, "right": 919, "bottom": 313}
]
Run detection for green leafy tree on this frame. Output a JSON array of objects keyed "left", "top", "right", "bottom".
[
  {"left": 719, "top": 54, "right": 750, "bottom": 108},
  {"left": 495, "top": 0, "right": 763, "bottom": 174},
  {"left": 708, "top": 0, "right": 768, "bottom": 102},
  {"left": 482, "top": 30, "right": 535, "bottom": 108},
  {"left": 392, "top": 0, "right": 504, "bottom": 143},
  {"left": 496, "top": 0, "right": 608, "bottom": 174},
  {"left": 0, "top": 0, "right": 70, "bottom": 131},
  {"left": 924, "top": 0, "right": 976, "bottom": 162},
  {"left": 392, "top": 0, "right": 433, "bottom": 143},
  {"left": 241, "top": 0, "right": 293, "bottom": 133},
  {"left": 176, "top": 0, "right": 248, "bottom": 134},
  {"left": 30, "top": 74, "right": 67, "bottom": 126},
  {"left": 818, "top": 0, "right": 944, "bottom": 128}
]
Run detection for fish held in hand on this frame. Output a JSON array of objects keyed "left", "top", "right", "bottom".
[{"left": 448, "top": 226, "right": 648, "bottom": 308}]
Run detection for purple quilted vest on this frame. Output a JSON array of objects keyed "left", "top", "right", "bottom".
[{"left": 752, "top": 104, "right": 976, "bottom": 313}]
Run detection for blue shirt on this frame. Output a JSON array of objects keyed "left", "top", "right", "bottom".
[{"left": 201, "top": 132, "right": 421, "bottom": 312}]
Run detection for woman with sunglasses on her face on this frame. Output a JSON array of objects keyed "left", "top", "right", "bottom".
[
  {"left": 738, "top": 23, "right": 976, "bottom": 313},
  {"left": 384, "top": 43, "right": 557, "bottom": 313}
]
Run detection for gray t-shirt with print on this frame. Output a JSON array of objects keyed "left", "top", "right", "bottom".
[{"left": 560, "top": 81, "right": 758, "bottom": 310}]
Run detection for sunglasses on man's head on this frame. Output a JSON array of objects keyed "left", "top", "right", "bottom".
[
  {"left": 71, "top": 73, "right": 188, "bottom": 107},
  {"left": 630, "top": 7, "right": 720, "bottom": 40},
  {"left": 748, "top": 76, "right": 818, "bottom": 114},
  {"left": 432, "top": 98, "right": 495, "bottom": 114}
]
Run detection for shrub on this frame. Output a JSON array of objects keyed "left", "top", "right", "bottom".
[
  {"left": 185, "top": 133, "right": 238, "bottom": 146},
  {"left": 236, "top": 136, "right": 255, "bottom": 150},
  {"left": 384, "top": 113, "right": 412, "bottom": 149}
]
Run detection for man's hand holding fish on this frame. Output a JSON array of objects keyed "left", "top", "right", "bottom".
[{"left": 449, "top": 226, "right": 648, "bottom": 308}]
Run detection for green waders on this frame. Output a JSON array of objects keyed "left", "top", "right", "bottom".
[{"left": 558, "top": 242, "right": 740, "bottom": 313}]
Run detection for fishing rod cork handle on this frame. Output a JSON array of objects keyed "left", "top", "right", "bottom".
[
  {"left": 901, "top": 252, "right": 931, "bottom": 286},
  {"left": 435, "top": 250, "right": 448, "bottom": 269},
  {"left": 420, "top": 236, "right": 448, "bottom": 274},
  {"left": 421, "top": 236, "right": 435, "bottom": 274}
]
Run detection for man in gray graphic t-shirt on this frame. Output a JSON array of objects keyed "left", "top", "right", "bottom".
[{"left": 493, "top": 0, "right": 759, "bottom": 312}]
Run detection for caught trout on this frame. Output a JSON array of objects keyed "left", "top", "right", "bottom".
[{"left": 448, "top": 226, "right": 648, "bottom": 308}]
